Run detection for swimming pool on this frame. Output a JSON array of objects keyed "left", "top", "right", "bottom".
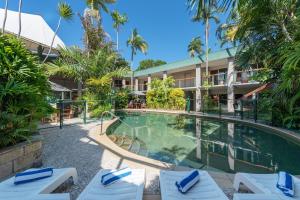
[{"left": 107, "top": 111, "right": 300, "bottom": 174}]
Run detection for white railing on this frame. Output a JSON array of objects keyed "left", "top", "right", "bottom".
[
  {"left": 234, "top": 69, "right": 260, "bottom": 84},
  {"left": 174, "top": 77, "right": 196, "bottom": 88}
]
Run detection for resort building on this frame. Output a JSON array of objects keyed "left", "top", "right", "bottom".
[
  {"left": 0, "top": 9, "right": 78, "bottom": 100},
  {"left": 117, "top": 47, "right": 262, "bottom": 112}
]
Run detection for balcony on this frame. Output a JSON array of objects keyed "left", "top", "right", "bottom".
[
  {"left": 234, "top": 69, "right": 260, "bottom": 84},
  {"left": 174, "top": 77, "right": 196, "bottom": 88},
  {"left": 202, "top": 72, "right": 227, "bottom": 86}
]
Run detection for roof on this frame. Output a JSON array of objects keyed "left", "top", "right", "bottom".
[
  {"left": 49, "top": 81, "right": 71, "bottom": 92},
  {"left": 132, "top": 47, "right": 238, "bottom": 77},
  {"left": 0, "top": 9, "right": 65, "bottom": 49}
]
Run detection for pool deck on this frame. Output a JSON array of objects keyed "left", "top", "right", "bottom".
[{"left": 40, "top": 120, "right": 236, "bottom": 200}]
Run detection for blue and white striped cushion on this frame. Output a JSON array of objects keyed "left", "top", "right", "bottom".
[
  {"left": 14, "top": 168, "right": 53, "bottom": 185},
  {"left": 277, "top": 171, "right": 294, "bottom": 197},
  {"left": 175, "top": 170, "right": 200, "bottom": 194},
  {"left": 101, "top": 168, "right": 132, "bottom": 186}
]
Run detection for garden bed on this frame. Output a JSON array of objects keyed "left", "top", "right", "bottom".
[{"left": 0, "top": 135, "right": 43, "bottom": 180}]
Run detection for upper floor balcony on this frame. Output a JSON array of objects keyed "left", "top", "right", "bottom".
[
  {"left": 201, "top": 69, "right": 260, "bottom": 87},
  {"left": 174, "top": 77, "right": 196, "bottom": 88},
  {"left": 233, "top": 69, "right": 260, "bottom": 84}
]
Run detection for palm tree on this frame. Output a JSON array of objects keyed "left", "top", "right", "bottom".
[
  {"left": 17, "top": 0, "right": 23, "bottom": 38},
  {"left": 188, "top": 37, "right": 203, "bottom": 57},
  {"left": 85, "top": 0, "right": 116, "bottom": 22},
  {"left": 188, "top": 0, "right": 220, "bottom": 82},
  {"left": 47, "top": 46, "right": 129, "bottom": 97},
  {"left": 127, "top": 28, "right": 148, "bottom": 90},
  {"left": 2, "top": 0, "right": 8, "bottom": 34},
  {"left": 111, "top": 10, "right": 128, "bottom": 51},
  {"left": 127, "top": 28, "right": 148, "bottom": 68},
  {"left": 43, "top": 2, "right": 73, "bottom": 63}
]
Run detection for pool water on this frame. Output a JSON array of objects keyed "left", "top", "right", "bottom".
[{"left": 107, "top": 111, "right": 300, "bottom": 174}]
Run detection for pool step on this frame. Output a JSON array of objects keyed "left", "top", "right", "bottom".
[{"left": 129, "top": 140, "right": 141, "bottom": 154}]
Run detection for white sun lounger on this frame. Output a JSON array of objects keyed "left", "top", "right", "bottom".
[
  {"left": 0, "top": 168, "right": 78, "bottom": 200},
  {"left": 233, "top": 194, "right": 281, "bottom": 200},
  {"left": 233, "top": 173, "right": 300, "bottom": 199},
  {"left": 160, "top": 170, "right": 229, "bottom": 200},
  {"left": 77, "top": 169, "right": 145, "bottom": 200}
]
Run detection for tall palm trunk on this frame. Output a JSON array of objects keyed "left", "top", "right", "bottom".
[
  {"left": 17, "top": 0, "right": 23, "bottom": 38},
  {"left": 205, "top": 17, "right": 210, "bottom": 97},
  {"left": 2, "top": 0, "right": 8, "bottom": 34},
  {"left": 130, "top": 48, "right": 134, "bottom": 91},
  {"left": 116, "top": 29, "right": 119, "bottom": 51},
  {"left": 205, "top": 18, "right": 209, "bottom": 77},
  {"left": 43, "top": 17, "right": 62, "bottom": 63}
]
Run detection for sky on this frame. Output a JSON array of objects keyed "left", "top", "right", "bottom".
[{"left": 1, "top": 0, "right": 231, "bottom": 70}]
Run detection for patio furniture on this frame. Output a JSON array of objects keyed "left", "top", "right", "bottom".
[
  {"left": 0, "top": 168, "right": 78, "bottom": 200},
  {"left": 233, "top": 194, "right": 281, "bottom": 200},
  {"left": 133, "top": 102, "right": 141, "bottom": 109},
  {"left": 233, "top": 173, "right": 300, "bottom": 199},
  {"left": 141, "top": 102, "right": 146, "bottom": 109},
  {"left": 128, "top": 101, "right": 134, "bottom": 109},
  {"left": 160, "top": 170, "right": 229, "bottom": 200},
  {"left": 77, "top": 169, "right": 145, "bottom": 200}
]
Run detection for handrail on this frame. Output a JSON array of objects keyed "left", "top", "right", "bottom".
[
  {"left": 100, "top": 111, "right": 136, "bottom": 137},
  {"left": 100, "top": 111, "right": 139, "bottom": 151}
]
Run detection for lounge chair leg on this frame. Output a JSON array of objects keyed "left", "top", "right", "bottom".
[
  {"left": 233, "top": 173, "right": 242, "bottom": 191},
  {"left": 69, "top": 168, "right": 78, "bottom": 184}
]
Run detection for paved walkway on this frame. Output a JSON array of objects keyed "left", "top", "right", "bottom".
[{"left": 40, "top": 121, "right": 236, "bottom": 200}]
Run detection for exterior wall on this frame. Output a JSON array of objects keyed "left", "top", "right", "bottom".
[{"left": 0, "top": 136, "right": 42, "bottom": 180}]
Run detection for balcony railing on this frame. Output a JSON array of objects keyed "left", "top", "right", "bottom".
[
  {"left": 234, "top": 69, "right": 260, "bottom": 84},
  {"left": 202, "top": 72, "right": 228, "bottom": 86},
  {"left": 174, "top": 77, "right": 196, "bottom": 88}
]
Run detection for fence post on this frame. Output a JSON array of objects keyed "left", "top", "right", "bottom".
[
  {"left": 241, "top": 99, "right": 244, "bottom": 120},
  {"left": 59, "top": 99, "right": 64, "bottom": 129},
  {"left": 218, "top": 98, "right": 221, "bottom": 117},
  {"left": 254, "top": 98, "right": 257, "bottom": 123},
  {"left": 83, "top": 100, "right": 87, "bottom": 124},
  {"left": 186, "top": 97, "right": 191, "bottom": 113}
]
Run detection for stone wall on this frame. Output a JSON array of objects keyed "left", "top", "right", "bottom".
[{"left": 0, "top": 135, "right": 43, "bottom": 180}]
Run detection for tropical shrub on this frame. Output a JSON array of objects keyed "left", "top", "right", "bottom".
[
  {"left": 146, "top": 77, "right": 186, "bottom": 110},
  {"left": 0, "top": 35, "right": 51, "bottom": 148},
  {"left": 169, "top": 88, "right": 186, "bottom": 110},
  {"left": 114, "top": 89, "right": 129, "bottom": 109}
]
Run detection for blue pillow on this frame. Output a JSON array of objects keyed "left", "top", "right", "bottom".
[
  {"left": 175, "top": 170, "right": 200, "bottom": 194},
  {"left": 14, "top": 168, "right": 53, "bottom": 185},
  {"left": 101, "top": 168, "right": 132, "bottom": 186}
]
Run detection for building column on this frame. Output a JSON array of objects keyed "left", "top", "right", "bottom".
[
  {"left": 122, "top": 79, "right": 126, "bottom": 89},
  {"left": 227, "top": 58, "right": 235, "bottom": 112},
  {"left": 130, "top": 73, "right": 134, "bottom": 91},
  {"left": 195, "top": 64, "right": 202, "bottom": 112},
  {"left": 163, "top": 71, "right": 167, "bottom": 80},
  {"left": 147, "top": 75, "right": 151, "bottom": 91},
  {"left": 135, "top": 78, "right": 139, "bottom": 91}
]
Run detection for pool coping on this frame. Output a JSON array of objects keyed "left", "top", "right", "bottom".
[{"left": 120, "top": 109, "right": 300, "bottom": 145}]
